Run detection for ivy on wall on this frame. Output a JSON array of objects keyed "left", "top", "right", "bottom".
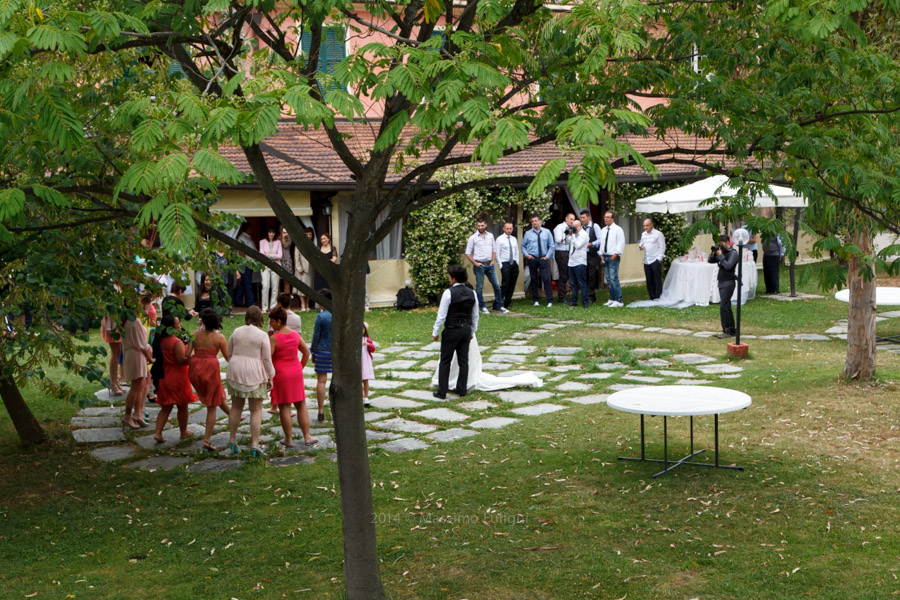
[{"left": 404, "top": 167, "right": 551, "bottom": 302}]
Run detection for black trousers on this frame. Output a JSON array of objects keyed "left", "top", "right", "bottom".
[
  {"left": 719, "top": 281, "right": 736, "bottom": 334},
  {"left": 763, "top": 255, "right": 780, "bottom": 294},
  {"left": 527, "top": 258, "right": 553, "bottom": 303},
  {"left": 500, "top": 261, "right": 519, "bottom": 308},
  {"left": 437, "top": 327, "right": 471, "bottom": 395},
  {"left": 554, "top": 250, "right": 569, "bottom": 301},
  {"left": 586, "top": 252, "right": 600, "bottom": 301},
  {"left": 643, "top": 260, "right": 663, "bottom": 300}
]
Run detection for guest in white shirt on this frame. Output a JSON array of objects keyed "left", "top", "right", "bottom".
[
  {"left": 638, "top": 218, "right": 666, "bottom": 300},
  {"left": 258, "top": 227, "right": 283, "bottom": 311},
  {"left": 580, "top": 210, "right": 604, "bottom": 303},
  {"left": 600, "top": 211, "right": 626, "bottom": 307},
  {"left": 465, "top": 217, "right": 505, "bottom": 314},
  {"left": 565, "top": 220, "right": 590, "bottom": 308},
  {"left": 552, "top": 213, "right": 576, "bottom": 304},
  {"left": 496, "top": 220, "right": 519, "bottom": 310}
]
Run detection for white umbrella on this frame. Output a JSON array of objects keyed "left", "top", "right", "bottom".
[{"left": 635, "top": 175, "right": 806, "bottom": 214}]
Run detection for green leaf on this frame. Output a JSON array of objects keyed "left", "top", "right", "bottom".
[
  {"left": 201, "top": 107, "right": 238, "bottom": 146},
  {"left": 34, "top": 90, "right": 83, "bottom": 150},
  {"left": 324, "top": 89, "right": 366, "bottom": 120},
  {"left": 424, "top": 0, "right": 444, "bottom": 24},
  {"left": 118, "top": 160, "right": 157, "bottom": 195},
  {"left": 37, "top": 61, "right": 76, "bottom": 83},
  {"left": 175, "top": 93, "right": 209, "bottom": 123},
  {"left": 0, "top": 188, "right": 25, "bottom": 222},
  {"left": 237, "top": 103, "right": 280, "bottom": 145},
  {"left": 0, "top": 0, "right": 22, "bottom": 22},
  {"left": 191, "top": 149, "right": 243, "bottom": 184},
  {"left": 374, "top": 110, "right": 409, "bottom": 153},
  {"left": 32, "top": 184, "right": 70, "bottom": 208},
  {"left": 154, "top": 153, "right": 190, "bottom": 186},
  {"left": 137, "top": 193, "right": 167, "bottom": 227},
  {"left": 158, "top": 202, "right": 197, "bottom": 256},
  {"left": 131, "top": 119, "right": 165, "bottom": 153},
  {"left": 527, "top": 158, "right": 567, "bottom": 199},
  {"left": 26, "top": 24, "right": 86, "bottom": 54},
  {"left": 87, "top": 10, "right": 122, "bottom": 41},
  {"left": 0, "top": 31, "right": 20, "bottom": 59},
  {"left": 222, "top": 71, "right": 246, "bottom": 97}
]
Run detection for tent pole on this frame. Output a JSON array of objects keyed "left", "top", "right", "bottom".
[{"left": 789, "top": 207, "right": 800, "bottom": 297}]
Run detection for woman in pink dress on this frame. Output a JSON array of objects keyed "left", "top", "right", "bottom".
[
  {"left": 361, "top": 321, "right": 375, "bottom": 408},
  {"left": 188, "top": 309, "right": 229, "bottom": 451},
  {"left": 269, "top": 306, "right": 317, "bottom": 448},
  {"left": 121, "top": 314, "right": 153, "bottom": 429},
  {"left": 152, "top": 315, "right": 195, "bottom": 443},
  {"left": 225, "top": 306, "right": 275, "bottom": 456}
]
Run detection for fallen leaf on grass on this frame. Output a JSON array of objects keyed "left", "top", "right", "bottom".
[
  {"left": 523, "top": 546, "right": 562, "bottom": 551},
  {"left": 25, "top": 593, "right": 37, "bottom": 598}
]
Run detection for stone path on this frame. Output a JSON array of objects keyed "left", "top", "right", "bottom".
[{"left": 81, "top": 312, "right": 879, "bottom": 473}]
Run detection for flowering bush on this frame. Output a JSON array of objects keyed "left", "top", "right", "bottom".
[{"left": 405, "top": 167, "right": 551, "bottom": 302}]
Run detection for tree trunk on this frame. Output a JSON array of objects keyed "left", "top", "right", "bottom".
[
  {"left": 843, "top": 229, "right": 876, "bottom": 379},
  {"left": 329, "top": 256, "right": 386, "bottom": 599},
  {"left": 0, "top": 374, "right": 46, "bottom": 445}
]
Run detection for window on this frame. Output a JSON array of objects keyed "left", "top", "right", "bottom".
[{"left": 300, "top": 26, "right": 346, "bottom": 90}]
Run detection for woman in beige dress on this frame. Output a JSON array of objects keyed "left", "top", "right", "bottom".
[
  {"left": 121, "top": 315, "right": 153, "bottom": 429},
  {"left": 293, "top": 227, "right": 316, "bottom": 311},
  {"left": 225, "top": 306, "right": 275, "bottom": 456}
]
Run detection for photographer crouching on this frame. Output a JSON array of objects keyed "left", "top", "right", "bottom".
[{"left": 709, "top": 234, "right": 739, "bottom": 339}]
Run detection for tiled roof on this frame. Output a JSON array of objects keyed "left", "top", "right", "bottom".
[{"left": 219, "top": 120, "right": 732, "bottom": 189}]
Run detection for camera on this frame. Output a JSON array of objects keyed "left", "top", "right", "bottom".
[
  {"left": 711, "top": 244, "right": 724, "bottom": 254},
  {"left": 566, "top": 226, "right": 577, "bottom": 235}
]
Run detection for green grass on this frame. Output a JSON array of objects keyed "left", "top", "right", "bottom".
[{"left": 2, "top": 264, "right": 900, "bottom": 598}]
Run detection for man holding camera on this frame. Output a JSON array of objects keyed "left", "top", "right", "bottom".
[
  {"left": 553, "top": 213, "right": 576, "bottom": 304},
  {"left": 566, "top": 218, "right": 590, "bottom": 308},
  {"left": 708, "top": 234, "right": 740, "bottom": 339}
]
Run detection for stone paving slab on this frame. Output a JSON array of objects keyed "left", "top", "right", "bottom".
[
  {"left": 556, "top": 320, "right": 584, "bottom": 325},
  {"left": 675, "top": 378, "right": 712, "bottom": 385},
  {"left": 502, "top": 340, "right": 529, "bottom": 346},
  {"left": 672, "top": 353, "right": 716, "bottom": 365},
  {"left": 695, "top": 363, "right": 744, "bottom": 375},
  {"left": 368, "top": 380, "right": 406, "bottom": 389},
  {"left": 269, "top": 455, "right": 316, "bottom": 466},
  {"left": 878, "top": 310, "right": 900, "bottom": 318},
  {"left": 692, "top": 331, "right": 719, "bottom": 338},
  {"left": 538, "top": 323, "right": 566, "bottom": 330},
  {"left": 89, "top": 446, "right": 136, "bottom": 462},
  {"left": 556, "top": 381, "right": 592, "bottom": 392},
  {"left": 380, "top": 438, "right": 430, "bottom": 452},
  {"left": 719, "top": 374, "right": 742, "bottom": 379},
  {"left": 608, "top": 384, "right": 642, "bottom": 392},
  {"left": 482, "top": 362, "right": 512, "bottom": 370},
  {"left": 760, "top": 334, "right": 791, "bottom": 340},
  {"left": 186, "top": 432, "right": 232, "bottom": 452},
  {"left": 631, "top": 348, "right": 671, "bottom": 356},
  {"left": 403, "top": 351, "right": 436, "bottom": 359},
  {"left": 487, "top": 354, "right": 526, "bottom": 363},
  {"left": 495, "top": 391, "right": 554, "bottom": 404},
  {"left": 421, "top": 341, "right": 442, "bottom": 351},
  {"left": 412, "top": 408, "right": 469, "bottom": 422},
  {"left": 377, "top": 360, "right": 419, "bottom": 370},
  {"left": 400, "top": 389, "right": 461, "bottom": 402},
  {"left": 621, "top": 374, "right": 664, "bottom": 384},
  {"left": 73, "top": 427, "right": 126, "bottom": 443},
  {"left": 546, "top": 346, "right": 580, "bottom": 355},
  {"left": 380, "top": 346, "right": 412, "bottom": 354},
  {"left": 824, "top": 326, "right": 846, "bottom": 334},
  {"left": 614, "top": 323, "right": 644, "bottom": 330},
  {"left": 493, "top": 345, "right": 536, "bottom": 354},
  {"left": 594, "top": 362, "right": 628, "bottom": 370},
  {"left": 578, "top": 372, "right": 613, "bottom": 380},
  {"left": 135, "top": 428, "right": 198, "bottom": 449},
  {"left": 366, "top": 430, "right": 404, "bottom": 441},
  {"left": 305, "top": 434, "right": 336, "bottom": 451},
  {"left": 71, "top": 416, "right": 122, "bottom": 428},
  {"left": 794, "top": 333, "right": 832, "bottom": 341},
  {"left": 469, "top": 417, "right": 519, "bottom": 429},
  {"left": 549, "top": 365, "right": 581, "bottom": 372},
  {"left": 127, "top": 456, "right": 192, "bottom": 471},
  {"left": 658, "top": 328, "right": 692, "bottom": 336},
  {"left": 188, "top": 458, "right": 244, "bottom": 473},
  {"left": 568, "top": 394, "right": 609, "bottom": 405},
  {"left": 536, "top": 355, "right": 575, "bottom": 363},
  {"left": 375, "top": 418, "right": 438, "bottom": 434},
  {"left": 427, "top": 428, "right": 479, "bottom": 442},
  {"left": 511, "top": 403, "right": 567, "bottom": 416},
  {"left": 78, "top": 406, "right": 121, "bottom": 416},
  {"left": 657, "top": 370, "right": 695, "bottom": 378},
  {"left": 587, "top": 322, "right": 616, "bottom": 328},
  {"left": 638, "top": 358, "right": 671, "bottom": 367},
  {"left": 642, "top": 327, "right": 662, "bottom": 332},
  {"left": 547, "top": 374, "right": 565, "bottom": 382},
  {"left": 368, "top": 396, "right": 424, "bottom": 410},
  {"left": 459, "top": 400, "right": 496, "bottom": 411},
  {"left": 510, "top": 332, "right": 539, "bottom": 339},
  {"left": 421, "top": 360, "right": 440, "bottom": 370},
  {"left": 93, "top": 389, "right": 127, "bottom": 403},
  {"left": 388, "top": 371, "right": 433, "bottom": 380}
]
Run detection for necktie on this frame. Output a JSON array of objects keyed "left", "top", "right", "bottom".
[
  {"left": 508, "top": 236, "right": 514, "bottom": 263},
  {"left": 537, "top": 229, "right": 543, "bottom": 257},
  {"left": 604, "top": 228, "right": 609, "bottom": 254}
]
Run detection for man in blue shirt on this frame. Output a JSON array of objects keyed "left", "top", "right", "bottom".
[{"left": 521, "top": 214, "right": 555, "bottom": 307}]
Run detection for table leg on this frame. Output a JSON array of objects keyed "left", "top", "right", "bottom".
[
  {"left": 663, "top": 416, "right": 668, "bottom": 471},
  {"left": 640, "top": 414, "right": 645, "bottom": 460},
  {"left": 690, "top": 416, "right": 694, "bottom": 455},
  {"left": 715, "top": 413, "right": 719, "bottom": 467}
]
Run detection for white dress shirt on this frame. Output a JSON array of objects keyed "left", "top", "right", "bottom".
[
  {"left": 640, "top": 228, "right": 666, "bottom": 264},
  {"left": 465, "top": 231, "right": 497, "bottom": 263},
  {"left": 567, "top": 229, "right": 589, "bottom": 267},
  {"left": 553, "top": 222, "right": 570, "bottom": 252},
  {"left": 497, "top": 233, "right": 519, "bottom": 264},
  {"left": 584, "top": 221, "right": 603, "bottom": 248},
  {"left": 600, "top": 223, "right": 625, "bottom": 256},
  {"left": 432, "top": 283, "right": 480, "bottom": 338}
]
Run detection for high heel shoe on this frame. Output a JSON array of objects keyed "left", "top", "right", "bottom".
[
  {"left": 228, "top": 442, "right": 240, "bottom": 455},
  {"left": 250, "top": 446, "right": 265, "bottom": 458}
]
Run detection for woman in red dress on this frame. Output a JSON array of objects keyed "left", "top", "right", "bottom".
[
  {"left": 268, "top": 306, "right": 317, "bottom": 448},
  {"left": 188, "top": 309, "right": 229, "bottom": 451},
  {"left": 152, "top": 315, "right": 195, "bottom": 443}
]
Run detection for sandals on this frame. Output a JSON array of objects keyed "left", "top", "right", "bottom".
[
  {"left": 202, "top": 441, "right": 217, "bottom": 452},
  {"left": 121, "top": 417, "right": 141, "bottom": 430},
  {"left": 227, "top": 442, "right": 240, "bottom": 455},
  {"left": 280, "top": 440, "right": 294, "bottom": 449},
  {"left": 304, "top": 438, "right": 319, "bottom": 448},
  {"left": 317, "top": 411, "right": 325, "bottom": 423},
  {"left": 153, "top": 435, "right": 166, "bottom": 444},
  {"left": 250, "top": 446, "right": 265, "bottom": 458}
]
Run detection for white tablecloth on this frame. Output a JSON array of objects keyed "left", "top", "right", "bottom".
[{"left": 629, "top": 251, "right": 757, "bottom": 309}]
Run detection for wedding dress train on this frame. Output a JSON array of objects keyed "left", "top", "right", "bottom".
[{"left": 430, "top": 335, "right": 543, "bottom": 392}]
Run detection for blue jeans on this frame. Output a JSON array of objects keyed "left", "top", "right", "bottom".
[
  {"left": 568, "top": 264, "right": 588, "bottom": 306},
  {"left": 473, "top": 263, "right": 503, "bottom": 310},
  {"left": 603, "top": 256, "right": 622, "bottom": 302},
  {"left": 234, "top": 267, "right": 255, "bottom": 306}
]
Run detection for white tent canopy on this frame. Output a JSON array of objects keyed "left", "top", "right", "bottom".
[{"left": 635, "top": 175, "right": 807, "bottom": 214}]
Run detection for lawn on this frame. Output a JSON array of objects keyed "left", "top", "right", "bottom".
[{"left": 1, "top": 264, "right": 899, "bottom": 599}]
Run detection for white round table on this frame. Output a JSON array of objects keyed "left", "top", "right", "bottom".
[
  {"left": 659, "top": 252, "right": 757, "bottom": 308},
  {"left": 607, "top": 385, "right": 752, "bottom": 477},
  {"left": 834, "top": 286, "right": 900, "bottom": 342}
]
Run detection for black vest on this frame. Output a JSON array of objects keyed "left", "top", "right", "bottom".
[
  {"left": 586, "top": 222, "right": 598, "bottom": 256},
  {"left": 446, "top": 285, "right": 476, "bottom": 329}
]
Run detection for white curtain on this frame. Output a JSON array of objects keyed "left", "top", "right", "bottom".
[{"left": 338, "top": 203, "right": 402, "bottom": 260}]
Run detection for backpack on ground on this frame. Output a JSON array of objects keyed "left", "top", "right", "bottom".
[{"left": 395, "top": 286, "right": 419, "bottom": 310}]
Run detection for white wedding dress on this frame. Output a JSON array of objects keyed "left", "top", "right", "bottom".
[{"left": 430, "top": 335, "right": 543, "bottom": 392}]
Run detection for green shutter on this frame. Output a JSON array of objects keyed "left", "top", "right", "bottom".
[{"left": 300, "top": 26, "right": 345, "bottom": 90}]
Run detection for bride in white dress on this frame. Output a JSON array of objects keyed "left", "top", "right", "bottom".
[{"left": 430, "top": 335, "right": 543, "bottom": 392}]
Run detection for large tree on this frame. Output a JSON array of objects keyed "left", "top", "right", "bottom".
[{"left": 5, "top": 0, "right": 900, "bottom": 597}]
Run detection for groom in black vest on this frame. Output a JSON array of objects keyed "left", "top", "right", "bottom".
[{"left": 432, "top": 265, "right": 480, "bottom": 399}]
